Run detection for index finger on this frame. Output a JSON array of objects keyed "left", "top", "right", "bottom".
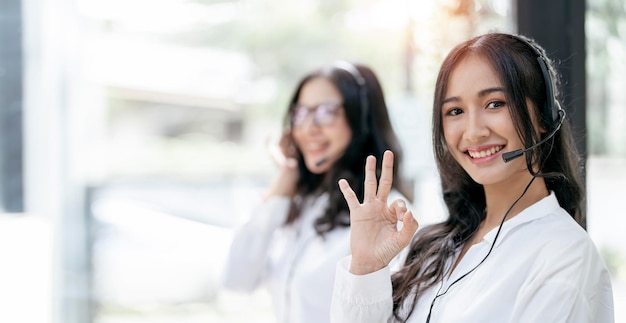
[
  {"left": 376, "top": 150, "right": 394, "bottom": 201},
  {"left": 338, "top": 179, "right": 360, "bottom": 210}
]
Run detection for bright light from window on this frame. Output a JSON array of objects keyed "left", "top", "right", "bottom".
[{"left": 75, "top": 0, "right": 238, "bottom": 31}]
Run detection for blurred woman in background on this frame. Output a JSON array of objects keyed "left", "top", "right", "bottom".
[{"left": 222, "top": 61, "right": 413, "bottom": 323}]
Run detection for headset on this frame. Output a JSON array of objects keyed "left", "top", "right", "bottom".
[
  {"left": 332, "top": 61, "right": 370, "bottom": 135},
  {"left": 502, "top": 34, "right": 566, "bottom": 163}
]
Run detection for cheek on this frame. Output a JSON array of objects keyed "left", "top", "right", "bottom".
[
  {"left": 442, "top": 122, "right": 459, "bottom": 148},
  {"left": 441, "top": 124, "right": 467, "bottom": 164},
  {"left": 497, "top": 118, "right": 522, "bottom": 145},
  {"left": 328, "top": 127, "right": 352, "bottom": 149},
  {"left": 291, "top": 130, "right": 303, "bottom": 147},
  {"left": 328, "top": 118, "right": 353, "bottom": 147}
]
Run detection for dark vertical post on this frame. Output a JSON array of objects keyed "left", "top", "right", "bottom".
[
  {"left": 517, "top": 0, "right": 587, "bottom": 227},
  {"left": 0, "top": 0, "right": 24, "bottom": 213}
]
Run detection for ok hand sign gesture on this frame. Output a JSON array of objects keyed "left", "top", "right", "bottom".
[{"left": 338, "top": 150, "right": 419, "bottom": 275}]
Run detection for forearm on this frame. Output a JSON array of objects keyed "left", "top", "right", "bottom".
[
  {"left": 331, "top": 256, "right": 394, "bottom": 323},
  {"left": 221, "top": 197, "right": 290, "bottom": 291}
]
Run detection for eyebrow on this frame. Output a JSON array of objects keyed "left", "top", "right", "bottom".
[{"left": 442, "top": 87, "right": 505, "bottom": 105}]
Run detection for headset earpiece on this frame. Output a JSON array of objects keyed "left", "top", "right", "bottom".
[{"left": 512, "top": 35, "right": 562, "bottom": 130}]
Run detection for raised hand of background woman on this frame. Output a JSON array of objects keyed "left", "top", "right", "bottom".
[{"left": 263, "top": 131, "right": 299, "bottom": 201}]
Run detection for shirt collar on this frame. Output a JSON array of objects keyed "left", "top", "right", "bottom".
[{"left": 482, "top": 191, "right": 561, "bottom": 247}]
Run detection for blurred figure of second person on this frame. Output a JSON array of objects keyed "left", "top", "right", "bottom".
[{"left": 222, "top": 61, "right": 414, "bottom": 323}]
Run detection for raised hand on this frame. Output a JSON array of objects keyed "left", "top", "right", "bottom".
[
  {"left": 338, "top": 150, "right": 419, "bottom": 275},
  {"left": 263, "top": 131, "right": 299, "bottom": 200}
]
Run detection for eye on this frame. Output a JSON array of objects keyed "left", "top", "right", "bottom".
[
  {"left": 444, "top": 107, "right": 463, "bottom": 116},
  {"left": 291, "top": 105, "right": 310, "bottom": 125},
  {"left": 315, "top": 102, "right": 341, "bottom": 125},
  {"left": 486, "top": 100, "right": 506, "bottom": 109}
]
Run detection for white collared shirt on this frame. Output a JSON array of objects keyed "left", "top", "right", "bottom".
[{"left": 331, "top": 192, "right": 614, "bottom": 323}]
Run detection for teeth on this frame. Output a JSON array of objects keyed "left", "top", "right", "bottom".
[
  {"left": 468, "top": 146, "right": 503, "bottom": 158},
  {"left": 307, "top": 143, "right": 324, "bottom": 150}
]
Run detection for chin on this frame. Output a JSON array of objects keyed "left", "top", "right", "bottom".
[{"left": 308, "top": 165, "right": 329, "bottom": 174}]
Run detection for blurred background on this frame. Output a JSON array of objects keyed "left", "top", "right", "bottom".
[{"left": 0, "top": 0, "right": 624, "bottom": 322}]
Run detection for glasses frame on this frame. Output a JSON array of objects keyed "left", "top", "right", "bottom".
[{"left": 290, "top": 102, "right": 344, "bottom": 128}]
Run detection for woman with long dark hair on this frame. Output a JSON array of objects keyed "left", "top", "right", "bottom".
[
  {"left": 223, "top": 62, "right": 411, "bottom": 323},
  {"left": 332, "top": 33, "right": 614, "bottom": 322}
]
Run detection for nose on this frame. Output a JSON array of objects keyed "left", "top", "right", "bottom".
[{"left": 463, "top": 109, "right": 489, "bottom": 143}]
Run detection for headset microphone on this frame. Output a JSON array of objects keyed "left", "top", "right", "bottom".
[
  {"left": 502, "top": 109, "right": 565, "bottom": 163},
  {"left": 315, "top": 157, "right": 329, "bottom": 167}
]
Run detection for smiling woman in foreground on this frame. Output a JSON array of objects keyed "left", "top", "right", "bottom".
[{"left": 331, "top": 33, "right": 614, "bottom": 323}]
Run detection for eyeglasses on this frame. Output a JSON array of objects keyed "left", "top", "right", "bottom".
[{"left": 290, "top": 102, "right": 343, "bottom": 128}]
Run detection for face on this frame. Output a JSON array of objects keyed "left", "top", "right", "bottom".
[
  {"left": 292, "top": 77, "right": 353, "bottom": 174},
  {"left": 441, "top": 54, "right": 532, "bottom": 186}
]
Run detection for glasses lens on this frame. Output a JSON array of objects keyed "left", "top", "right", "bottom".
[
  {"left": 314, "top": 103, "right": 340, "bottom": 126},
  {"left": 291, "top": 105, "right": 309, "bottom": 126}
]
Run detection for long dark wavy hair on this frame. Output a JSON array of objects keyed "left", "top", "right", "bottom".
[
  {"left": 283, "top": 62, "right": 411, "bottom": 236},
  {"left": 390, "top": 33, "right": 585, "bottom": 321}
]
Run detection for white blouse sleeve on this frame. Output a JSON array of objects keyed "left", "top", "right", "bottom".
[
  {"left": 330, "top": 256, "right": 394, "bottom": 323},
  {"left": 221, "top": 197, "right": 291, "bottom": 291}
]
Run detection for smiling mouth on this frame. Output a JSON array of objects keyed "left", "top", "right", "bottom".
[
  {"left": 304, "top": 143, "right": 328, "bottom": 154},
  {"left": 467, "top": 146, "right": 504, "bottom": 159}
]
